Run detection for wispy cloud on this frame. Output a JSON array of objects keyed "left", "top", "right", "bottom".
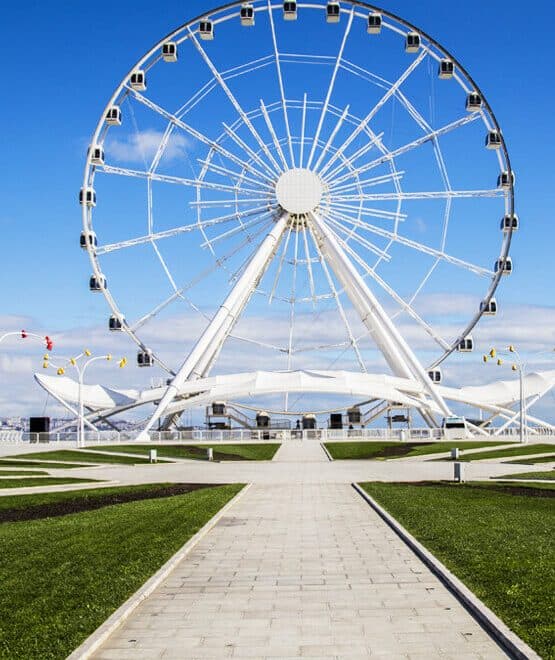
[{"left": 106, "top": 129, "right": 191, "bottom": 165}]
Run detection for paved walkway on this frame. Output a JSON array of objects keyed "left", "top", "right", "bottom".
[{"left": 93, "top": 483, "right": 506, "bottom": 659}]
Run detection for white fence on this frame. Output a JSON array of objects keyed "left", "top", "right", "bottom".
[{"left": 2, "top": 426, "right": 554, "bottom": 445}]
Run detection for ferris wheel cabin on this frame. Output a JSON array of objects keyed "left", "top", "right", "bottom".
[
  {"left": 495, "top": 257, "right": 513, "bottom": 275},
  {"left": 137, "top": 350, "right": 154, "bottom": 367},
  {"left": 501, "top": 214, "right": 519, "bottom": 232},
  {"left": 105, "top": 106, "right": 122, "bottom": 126},
  {"left": 457, "top": 336, "right": 474, "bottom": 352},
  {"left": 428, "top": 369, "right": 442, "bottom": 384},
  {"left": 129, "top": 70, "right": 146, "bottom": 91},
  {"left": 486, "top": 130, "right": 502, "bottom": 150},
  {"left": 284, "top": 2, "right": 297, "bottom": 20},
  {"left": 367, "top": 13, "right": 382, "bottom": 34},
  {"left": 326, "top": 2, "right": 340, "bottom": 23},
  {"left": 79, "top": 187, "right": 96, "bottom": 207},
  {"left": 109, "top": 315, "right": 125, "bottom": 331},
  {"left": 89, "top": 274, "right": 106, "bottom": 292},
  {"left": 498, "top": 170, "right": 515, "bottom": 189},
  {"left": 88, "top": 145, "right": 104, "bottom": 166},
  {"left": 80, "top": 231, "right": 97, "bottom": 250},
  {"left": 480, "top": 298, "right": 498, "bottom": 315},
  {"left": 162, "top": 42, "right": 178, "bottom": 62},
  {"left": 466, "top": 92, "right": 482, "bottom": 112},
  {"left": 438, "top": 59, "right": 454, "bottom": 79},
  {"left": 199, "top": 19, "right": 214, "bottom": 40},
  {"left": 240, "top": 4, "right": 255, "bottom": 26},
  {"left": 405, "top": 32, "right": 421, "bottom": 53}
]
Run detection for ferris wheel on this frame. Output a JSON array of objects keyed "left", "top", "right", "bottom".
[{"left": 80, "top": 0, "right": 515, "bottom": 428}]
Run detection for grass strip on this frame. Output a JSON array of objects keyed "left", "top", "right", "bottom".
[
  {"left": 0, "top": 459, "right": 87, "bottom": 469},
  {"left": 86, "top": 443, "right": 280, "bottom": 461},
  {"left": 0, "top": 483, "right": 243, "bottom": 659},
  {"left": 456, "top": 443, "right": 554, "bottom": 462},
  {"left": 324, "top": 440, "right": 507, "bottom": 460},
  {"left": 9, "top": 450, "right": 169, "bottom": 465},
  {"left": 494, "top": 470, "right": 554, "bottom": 481},
  {"left": 360, "top": 481, "right": 554, "bottom": 658},
  {"left": 504, "top": 454, "right": 555, "bottom": 465},
  {"left": 0, "top": 477, "right": 102, "bottom": 489},
  {"left": 0, "top": 470, "right": 48, "bottom": 476}
]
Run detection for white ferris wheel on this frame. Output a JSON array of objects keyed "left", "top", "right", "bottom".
[{"left": 79, "top": 0, "right": 516, "bottom": 432}]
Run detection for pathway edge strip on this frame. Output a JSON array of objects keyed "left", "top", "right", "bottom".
[
  {"left": 320, "top": 442, "right": 333, "bottom": 461},
  {"left": 67, "top": 482, "right": 252, "bottom": 660},
  {"left": 352, "top": 482, "right": 540, "bottom": 660}
]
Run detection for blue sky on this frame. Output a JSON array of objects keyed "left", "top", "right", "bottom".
[{"left": 1, "top": 0, "right": 554, "bottom": 419}]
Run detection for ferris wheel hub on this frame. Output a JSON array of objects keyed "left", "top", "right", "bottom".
[{"left": 275, "top": 168, "right": 323, "bottom": 215}]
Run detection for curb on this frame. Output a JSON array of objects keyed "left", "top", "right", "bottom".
[
  {"left": 320, "top": 443, "right": 333, "bottom": 461},
  {"left": 68, "top": 483, "right": 252, "bottom": 660},
  {"left": 352, "top": 483, "right": 540, "bottom": 660}
]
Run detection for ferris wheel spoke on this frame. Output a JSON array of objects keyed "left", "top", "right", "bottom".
[
  {"left": 328, "top": 171, "right": 405, "bottom": 195},
  {"left": 318, "top": 50, "right": 428, "bottom": 177},
  {"left": 200, "top": 211, "right": 274, "bottom": 249},
  {"left": 312, "top": 105, "right": 350, "bottom": 173},
  {"left": 331, "top": 113, "right": 481, "bottom": 187},
  {"left": 259, "top": 100, "right": 289, "bottom": 171},
  {"left": 100, "top": 164, "right": 268, "bottom": 197},
  {"left": 190, "top": 197, "right": 276, "bottom": 208},
  {"left": 188, "top": 28, "right": 283, "bottom": 176},
  {"left": 324, "top": 215, "right": 392, "bottom": 261},
  {"left": 322, "top": 131, "right": 385, "bottom": 183},
  {"left": 332, "top": 189, "right": 505, "bottom": 203},
  {"left": 96, "top": 206, "right": 271, "bottom": 256},
  {"left": 128, "top": 88, "right": 276, "bottom": 185},
  {"left": 301, "top": 224, "right": 317, "bottom": 308},
  {"left": 307, "top": 224, "right": 367, "bottom": 372},
  {"left": 285, "top": 229, "right": 301, "bottom": 382},
  {"left": 306, "top": 8, "right": 355, "bottom": 169},
  {"left": 196, "top": 158, "right": 274, "bottom": 193},
  {"left": 267, "top": 0, "right": 295, "bottom": 168},
  {"left": 329, "top": 201, "right": 407, "bottom": 221},
  {"left": 269, "top": 222, "right": 294, "bottom": 305},
  {"left": 222, "top": 123, "right": 279, "bottom": 180},
  {"left": 331, "top": 209, "right": 494, "bottom": 278},
  {"left": 323, "top": 218, "right": 450, "bottom": 351},
  {"left": 299, "top": 94, "right": 308, "bottom": 168}
]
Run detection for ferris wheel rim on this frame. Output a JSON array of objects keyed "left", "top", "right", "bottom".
[{"left": 81, "top": 0, "right": 515, "bottom": 377}]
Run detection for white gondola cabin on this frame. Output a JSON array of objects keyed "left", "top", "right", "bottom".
[
  {"left": 302, "top": 413, "right": 316, "bottom": 429},
  {"left": 109, "top": 315, "right": 125, "bottom": 331},
  {"left": 88, "top": 145, "right": 104, "bottom": 165},
  {"left": 137, "top": 350, "right": 153, "bottom": 367},
  {"left": 428, "top": 369, "right": 442, "bottom": 384},
  {"left": 129, "top": 70, "right": 146, "bottom": 91},
  {"left": 162, "top": 42, "right": 178, "bottom": 62},
  {"left": 367, "top": 12, "right": 382, "bottom": 33},
  {"left": 240, "top": 3, "right": 255, "bottom": 26},
  {"left": 89, "top": 274, "right": 106, "bottom": 292},
  {"left": 405, "top": 32, "right": 420, "bottom": 53},
  {"left": 480, "top": 298, "right": 498, "bottom": 316},
  {"left": 199, "top": 19, "right": 214, "bottom": 40},
  {"left": 457, "top": 336, "right": 474, "bottom": 352},
  {"left": 500, "top": 214, "right": 519, "bottom": 232},
  {"left": 80, "top": 231, "right": 97, "bottom": 250},
  {"left": 284, "top": 1, "right": 297, "bottom": 20},
  {"left": 486, "top": 130, "right": 502, "bottom": 150},
  {"left": 495, "top": 257, "right": 513, "bottom": 275},
  {"left": 79, "top": 187, "right": 96, "bottom": 207},
  {"left": 212, "top": 401, "right": 226, "bottom": 415},
  {"left": 326, "top": 2, "right": 340, "bottom": 23},
  {"left": 438, "top": 59, "right": 454, "bottom": 79},
  {"left": 256, "top": 411, "right": 270, "bottom": 428},
  {"left": 105, "top": 106, "right": 122, "bottom": 126},
  {"left": 466, "top": 92, "right": 482, "bottom": 112},
  {"left": 497, "top": 170, "right": 515, "bottom": 189}
]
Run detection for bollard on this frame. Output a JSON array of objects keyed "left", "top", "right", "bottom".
[
  {"left": 451, "top": 447, "right": 460, "bottom": 460},
  {"left": 399, "top": 430, "right": 407, "bottom": 442},
  {"left": 207, "top": 447, "right": 213, "bottom": 461},
  {"left": 454, "top": 462, "right": 465, "bottom": 483},
  {"left": 149, "top": 448, "right": 157, "bottom": 464}
]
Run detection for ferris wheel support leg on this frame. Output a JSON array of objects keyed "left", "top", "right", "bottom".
[
  {"left": 138, "top": 214, "right": 289, "bottom": 439},
  {"left": 309, "top": 212, "right": 452, "bottom": 419}
]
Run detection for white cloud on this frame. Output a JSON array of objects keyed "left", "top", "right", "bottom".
[{"left": 106, "top": 129, "right": 191, "bottom": 165}]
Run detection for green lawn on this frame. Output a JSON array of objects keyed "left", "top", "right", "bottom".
[
  {"left": 494, "top": 470, "right": 555, "bottom": 481},
  {"left": 505, "top": 454, "right": 555, "bottom": 465},
  {"left": 0, "top": 477, "right": 103, "bottom": 489},
  {"left": 0, "top": 483, "right": 243, "bottom": 658},
  {"left": 324, "top": 440, "right": 508, "bottom": 460},
  {"left": 0, "top": 459, "right": 88, "bottom": 469},
  {"left": 0, "top": 470, "right": 47, "bottom": 476},
  {"left": 8, "top": 449, "right": 169, "bottom": 465},
  {"left": 456, "top": 443, "right": 555, "bottom": 462},
  {"left": 86, "top": 443, "right": 281, "bottom": 461},
  {"left": 360, "top": 481, "right": 554, "bottom": 658}
]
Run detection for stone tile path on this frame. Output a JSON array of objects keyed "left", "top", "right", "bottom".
[{"left": 93, "top": 483, "right": 507, "bottom": 659}]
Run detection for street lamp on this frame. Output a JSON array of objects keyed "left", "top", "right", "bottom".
[
  {"left": 43, "top": 350, "right": 127, "bottom": 446},
  {"left": 483, "top": 345, "right": 555, "bottom": 443}
]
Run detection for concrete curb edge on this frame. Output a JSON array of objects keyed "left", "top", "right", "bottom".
[
  {"left": 68, "top": 482, "right": 252, "bottom": 660},
  {"left": 320, "top": 443, "right": 333, "bottom": 461},
  {"left": 352, "top": 482, "right": 540, "bottom": 660}
]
